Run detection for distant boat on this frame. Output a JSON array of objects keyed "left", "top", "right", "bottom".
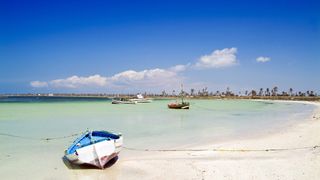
[
  {"left": 168, "top": 101, "right": 190, "bottom": 109},
  {"left": 112, "top": 97, "right": 137, "bottom": 104},
  {"left": 65, "top": 130, "right": 123, "bottom": 169},
  {"left": 129, "top": 94, "right": 153, "bottom": 103},
  {"left": 168, "top": 84, "right": 190, "bottom": 109}
]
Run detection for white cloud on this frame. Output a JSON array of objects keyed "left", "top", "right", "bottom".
[
  {"left": 169, "top": 64, "right": 189, "bottom": 72},
  {"left": 110, "top": 68, "right": 181, "bottom": 87},
  {"left": 50, "top": 75, "right": 108, "bottom": 88},
  {"left": 30, "top": 81, "right": 48, "bottom": 88},
  {"left": 111, "top": 70, "right": 145, "bottom": 82},
  {"left": 256, "top": 56, "right": 271, "bottom": 63},
  {"left": 30, "top": 47, "right": 241, "bottom": 91},
  {"left": 31, "top": 68, "right": 182, "bottom": 89},
  {"left": 195, "top": 48, "right": 238, "bottom": 69}
]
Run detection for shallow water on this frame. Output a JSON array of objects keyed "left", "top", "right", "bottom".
[
  {"left": 0, "top": 99, "right": 315, "bottom": 148},
  {"left": 0, "top": 98, "right": 315, "bottom": 179}
]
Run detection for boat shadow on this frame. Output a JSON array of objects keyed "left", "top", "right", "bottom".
[{"left": 62, "top": 156, "right": 119, "bottom": 170}]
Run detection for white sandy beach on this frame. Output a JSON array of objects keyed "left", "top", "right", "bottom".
[{"left": 74, "top": 101, "right": 320, "bottom": 180}]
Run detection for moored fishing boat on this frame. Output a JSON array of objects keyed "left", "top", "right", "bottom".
[
  {"left": 168, "top": 101, "right": 190, "bottom": 109},
  {"left": 168, "top": 84, "right": 190, "bottom": 109},
  {"left": 65, "top": 130, "right": 123, "bottom": 169},
  {"left": 112, "top": 97, "right": 136, "bottom": 104}
]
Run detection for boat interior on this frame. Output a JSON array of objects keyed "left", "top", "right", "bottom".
[{"left": 66, "top": 131, "right": 120, "bottom": 154}]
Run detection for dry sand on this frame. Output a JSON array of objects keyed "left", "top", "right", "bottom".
[{"left": 67, "top": 101, "right": 320, "bottom": 180}]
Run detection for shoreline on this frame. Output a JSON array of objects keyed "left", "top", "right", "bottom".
[
  {"left": 102, "top": 100, "right": 320, "bottom": 179},
  {"left": 1, "top": 94, "right": 320, "bottom": 102}
]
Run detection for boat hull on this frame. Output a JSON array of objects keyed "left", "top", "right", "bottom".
[
  {"left": 112, "top": 100, "right": 136, "bottom": 104},
  {"left": 129, "top": 99, "right": 152, "bottom": 103},
  {"left": 65, "top": 131, "right": 123, "bottom": 169},
  {"left": 66, "top": 152, "right": 119, "bottom": 169},
  {"left": 168, "top": 103, "right": 190, "bottom": 109}
]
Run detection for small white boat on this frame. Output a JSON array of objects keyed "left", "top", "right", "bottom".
[
  {"left": 130, "top": 94, "right": 153, "bottom": 103},
  {"left": 65, "top": 131, "right": 123, "bottom": 169},
  {"left": 112, "top": 98, "right": 137, "bottom": 104}
]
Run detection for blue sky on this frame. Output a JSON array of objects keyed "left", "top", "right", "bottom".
[{"left": 0, "top": 0, "right": 319, "bottom": 94}]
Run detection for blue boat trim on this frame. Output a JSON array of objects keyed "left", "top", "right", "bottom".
[{"left": 66, "top": 131, "right": 121, "bottom": 155}]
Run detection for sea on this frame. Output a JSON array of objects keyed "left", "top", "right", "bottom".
[{"left": 0, "top": 96, "right": 315, "bottom": 179}]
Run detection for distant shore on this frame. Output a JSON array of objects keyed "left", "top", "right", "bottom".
[{"left": 1, "top": 94, "right": 319, "bottom": 102}]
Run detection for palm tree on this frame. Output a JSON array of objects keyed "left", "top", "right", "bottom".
[
  {"left": 197, "top": 90, "right": 201, "bottom": 96},
  {"left": 289, "top": 88, "right": 293, "bottom": 96},
  {"left": 190, "top": 89, "right": 195, "bottom": 96},
  {"left": 265, "top": 88, "right": 270, "bottom": 96},
  {"left": 226, "top": 87, "right": 230, "bottom": 93},
  {"left": 251, "top": 90, "right": 257, "bottom": 96},
  {"left": 310, "top": 91, "right": 315, "bottom": 96},
  {"left": 215, "top": 91, "right": 220, "bottom": 96},
  {"left": 202, "top": 87, "right": 208, "bottom": 96},
  {"left": 272, "top": 86, "right": 278, "bottom": 96},
  {"left": 259, "top": 88, "right": 263, "bottom": 96},
  {"left": 161, "top": 90, "right": 167, "bottom": 96}
]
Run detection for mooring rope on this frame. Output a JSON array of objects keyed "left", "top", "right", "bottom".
[
  {"left": 123, "top": 145, "right": 320, "bottom": 153},
  {"left": 0, "top": 132, "right": 82, "bottom": 141},
  {"left": 1, "top": 132, "right": 319, "bottom": 153}
]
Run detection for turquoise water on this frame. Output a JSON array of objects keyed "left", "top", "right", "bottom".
[
  {"left": 0, "top": 98, "right": 315, "bottom": 179},
  {"left": 0, "top": 99, "right": 315, "bottom": 149}
]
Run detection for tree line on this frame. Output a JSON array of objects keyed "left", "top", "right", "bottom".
[{"left": 160, "top": 86, "right": 318, "bottom": 97}]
